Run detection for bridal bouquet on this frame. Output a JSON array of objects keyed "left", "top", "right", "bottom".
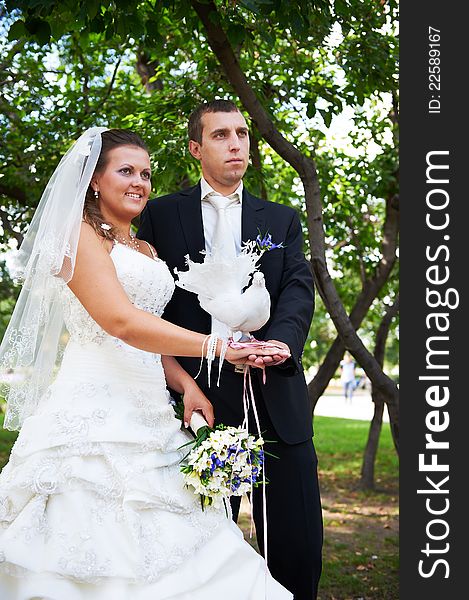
[{"left": 179, "top": 412, "right": 265, "bottom": 509}]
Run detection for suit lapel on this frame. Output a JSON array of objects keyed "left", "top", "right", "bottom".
[
  {"left": 177, "top": 184, "right": 206, "bottom": 262},
  {"left": 242, "top": 189, "right": 266, "bottom": 244}
]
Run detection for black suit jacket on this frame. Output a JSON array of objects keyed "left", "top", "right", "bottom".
[{"left": 138, "top": 184, "right": 315, "bottom": 444}]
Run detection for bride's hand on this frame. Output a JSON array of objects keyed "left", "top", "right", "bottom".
[{"left": 182, "top": 382, "right": 215, "bottom": 429}]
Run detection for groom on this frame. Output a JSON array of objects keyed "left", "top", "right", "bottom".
[{"left": 138, "top": 99, "right": 323, "bottom": 599}]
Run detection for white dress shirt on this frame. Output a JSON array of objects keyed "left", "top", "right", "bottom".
[{"left": 200, "top": 178, "right": 243, "bottom": 256}]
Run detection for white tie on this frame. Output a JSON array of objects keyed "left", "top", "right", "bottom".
[
  {"left": 204, "top": 192, "right": 240, "bottom": 338},
  {"left": 205, "top": 193, "right": 239, "bottom": 259}
]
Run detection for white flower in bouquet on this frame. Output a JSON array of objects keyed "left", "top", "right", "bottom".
[{"left": 179, "top": 420, "right": 265, "bottom": 510}]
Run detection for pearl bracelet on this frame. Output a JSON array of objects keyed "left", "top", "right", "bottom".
[{"left": 194, "top": 333, "right": 228, "bottom": 387}]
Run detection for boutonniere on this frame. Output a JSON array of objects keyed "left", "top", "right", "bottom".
[
  {"left": 255, "top": 231, "right": 284, "bottom": 254},
  {"left": 241, "top": 231, "right": 284, "bottom": 258}
]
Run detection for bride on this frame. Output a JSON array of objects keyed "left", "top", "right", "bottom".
[{"left": 0, "top": 128, "right": 292, "bottom": 599}]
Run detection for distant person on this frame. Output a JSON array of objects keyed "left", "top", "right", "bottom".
[{"left": 340, "top": 353, "right": 356, "bottom": 401}]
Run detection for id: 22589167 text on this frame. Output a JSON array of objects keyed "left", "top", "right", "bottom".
[{"left": 428, "top": 26, "right": 441, "bottom": 114}]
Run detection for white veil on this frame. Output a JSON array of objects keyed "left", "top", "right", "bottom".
[{"left": 0, "top": 127, "right": 108, "bottom": 431}]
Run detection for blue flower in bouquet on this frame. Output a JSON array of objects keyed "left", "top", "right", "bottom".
[{"left": 210, "top": 452, "right": 225, "bottom": 474}]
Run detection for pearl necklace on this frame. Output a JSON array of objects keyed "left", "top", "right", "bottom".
[
  {"left": 100, "top": 223, "right": 140, "bottom": 252},
  {"left": 115, "top": 231, "right": 140, "bottom": 252}
]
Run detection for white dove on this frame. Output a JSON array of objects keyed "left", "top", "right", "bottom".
[
  {"left": 198, "top": 271, "right": 271, "bottom": 338},
  {"left": 175, "top": 248, "right": 271, "bottom": 339}
]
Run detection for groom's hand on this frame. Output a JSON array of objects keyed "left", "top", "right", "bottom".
[
  {"left": 262, "top": 340, "right": 290, "bottom": 366},
  {"left": 244, "top": 340, "right": 290, "bottom": 368}
]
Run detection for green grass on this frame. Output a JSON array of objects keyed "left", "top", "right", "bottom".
[
  {"left": 314, "top": 415, "right": 398, "bottom": 495},
  {"left": 0, "top": 413, "right": 18, "bottom": 470},
  {"left": 320, "top": 537, "right": 399, "bottom": 600}
]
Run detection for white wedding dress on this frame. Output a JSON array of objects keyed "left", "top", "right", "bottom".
[{"left": 0, "top": 243, "right": 292, "bottom": 600}]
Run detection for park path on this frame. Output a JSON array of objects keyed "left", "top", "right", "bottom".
[{"left": 314, "top": 386, "right": 390, "bottom": 423}]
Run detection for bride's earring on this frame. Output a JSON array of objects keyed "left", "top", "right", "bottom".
[{"left": 94, "top": 190, "right": 99, "bottom": 199}]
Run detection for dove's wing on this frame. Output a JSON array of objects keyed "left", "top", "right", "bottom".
[
  {"left": 175, "top": 252, "right": 260, "bottom": 300},
  {"left": 200, "top": 283, "right": 271, "bottom": 333},
  {"left": 176, "top": 261, "right": 238, "bottom": 299},
  {"left": 174, "top": 246, "right": 270, "bottom": 332},
  {"left": 199, "top": 293, "right": 250, "bottom": 330},
  {"left": 234, "top": 285, "right": 271, "bottom": 332}
]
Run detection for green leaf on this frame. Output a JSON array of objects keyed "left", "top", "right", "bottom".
[
  {"left": 319, "top": 109, "right": 333, "bottom": 128},
  {"left": 240, "top": 0, "right": 261, "bottom": 15},
  {"left": 115, "top": 0, "right": 135, "bottom": 9},
  {"left": 84, "top": 0, "right": 101, "bottom": 21},
  {"left": 25, "top": 17, "right": 52, "bottom": 46},
  {"left": 226, "top": 24, "right": 246, "bottom": 47},
  {"left": 105, "top": 22, "right": 116, "bottom": 40},
  {"left": 145, "top": 18, "right": 160, "bottom": 41},
  {"left": 306, "top": 100, "right": 316, "bottom": 118},
  {"left": 89, "top": 15, "right": 106, "bottom": 34},
  {"left": 7, "top": 20, "right": 27, "bottom": 41},
  {"left": 130, "top": 17, "right": 146, "bottom": 39}
]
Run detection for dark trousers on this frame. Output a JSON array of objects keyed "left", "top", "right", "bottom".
[{"left": 229, "top": 376, "right": 323, "bottom": 600}]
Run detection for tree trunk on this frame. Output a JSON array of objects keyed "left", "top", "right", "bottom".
[
  {"left": 136, "top": 51, "right": 163, "bottom": 93},
  {"left": 250, "top": 129, "right": 268, "bottom": 200},
  {"left": 361, "top": 399, "right": 385, "bottom": 489},
  {"left": 361, "top": 294, "right": 400, "bottom": 487},
  {"left": 190, "top": 0, "right": 400, "bottom": 447}
]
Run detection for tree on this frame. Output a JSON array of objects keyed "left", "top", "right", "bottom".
[
  {"left": 361, "top": 294, "right": 399, "bottom": 488},
  {"left": 309, "top": 100, "right": 399, "bottom": 411}
]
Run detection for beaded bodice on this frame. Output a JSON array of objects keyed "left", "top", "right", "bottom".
[{"left": 61, "top": 243, "right": 175, "bottom": 344}]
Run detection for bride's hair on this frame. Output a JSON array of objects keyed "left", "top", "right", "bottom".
[{"left": 83, "top": 129, "right": 149, "bottom": 239}]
